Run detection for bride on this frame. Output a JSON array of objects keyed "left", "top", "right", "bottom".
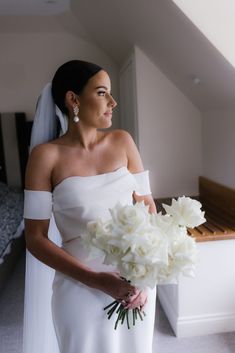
[{"left": 23, "top": 60, "right": 157, "bottom": 353}]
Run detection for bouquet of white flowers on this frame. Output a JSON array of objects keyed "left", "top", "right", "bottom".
[{"left": 82, "top": 196, "right": 206, "bottom": 329}]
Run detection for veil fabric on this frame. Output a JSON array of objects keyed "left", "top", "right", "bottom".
[
  {"left": 23, "top": 83, "right": 67, "bottom": 353},
  {"left": 29, "top": 83, "right": 68, "bottom": 152}
]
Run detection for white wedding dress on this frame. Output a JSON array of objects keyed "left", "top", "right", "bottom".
[{"left": 24, "top": 166, "right": 156, "bottom": 353}]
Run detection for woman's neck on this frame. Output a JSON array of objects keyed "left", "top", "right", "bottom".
[{"left": 64, "top": 122, "right": 101, "bottom": 151}]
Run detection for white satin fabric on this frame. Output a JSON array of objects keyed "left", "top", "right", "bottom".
[
  {"left": 23, "top": 167, "right": 156, "bottom": 353},
  {"left": 51, "top": 167, "right": 156, "bottom": 353}
]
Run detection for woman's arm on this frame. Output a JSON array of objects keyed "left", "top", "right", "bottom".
[
  {"left": 117, "top": 129, "right": 157, "bottom": 214},
  {"left": 133, "top": 193, "right": 157, "bottom": 214}
]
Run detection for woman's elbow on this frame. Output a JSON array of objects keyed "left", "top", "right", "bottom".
[
  {"left": 24, "top": 231, "right": 37, "bottom": 253},
  {"left": 24, "top": 219, "right": 49, "bottom": 245}
]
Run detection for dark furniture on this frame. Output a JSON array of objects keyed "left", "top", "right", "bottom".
[{"left": 0, "top": 112, "right": 32, "bottom": 291}]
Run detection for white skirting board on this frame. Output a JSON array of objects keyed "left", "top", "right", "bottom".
[
  {"left": 158, "top": 286, "right": 235, "bottom": 337},
  {"left": 157, "top": 239, "right": 235, "bottom": 337}
]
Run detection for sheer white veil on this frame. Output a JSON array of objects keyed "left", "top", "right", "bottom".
[{"left": 23, "top": 83, "right": 68, "bottom": 353}]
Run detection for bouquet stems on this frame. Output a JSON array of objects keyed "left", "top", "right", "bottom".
[{"left": 104, "top": 300, "right": 146, "bottom": 330}]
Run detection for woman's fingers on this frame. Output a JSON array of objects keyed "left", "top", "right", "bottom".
[
  {"left": 125, "top": 290, "right": 147, "bottom": 310},
  {"left": 140, "top": 297, "right": 148, "bottom": 312}
]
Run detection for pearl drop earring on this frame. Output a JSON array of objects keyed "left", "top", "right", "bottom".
[{"left": 73, "top": 106, "right": 79, "bottom": 123}]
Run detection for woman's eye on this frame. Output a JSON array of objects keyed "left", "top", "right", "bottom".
[{"left": 98, "top": 91, "right": 106, "bottom": 96}]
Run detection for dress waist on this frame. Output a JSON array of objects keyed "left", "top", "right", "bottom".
[{"left": 61, "top": 236, "right": 116, "bottom": 272}]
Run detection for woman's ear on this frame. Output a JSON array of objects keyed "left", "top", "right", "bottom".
[{"left": 65, "top": 91, "right": 79, "bottom": 109}]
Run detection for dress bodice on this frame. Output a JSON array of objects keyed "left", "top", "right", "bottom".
[
  {"left": 24, "top": 166, "right": 151, "bottom": 268},
  {"left": 52, "top": 167, "right": 138, "bottom": 244},
  {"left": 24, "top": 166, "right": 151, "bottom": 260}
]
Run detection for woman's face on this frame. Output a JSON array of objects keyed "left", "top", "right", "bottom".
[{"left": 77, "top": 70, "right": 117, "bottom": 129}]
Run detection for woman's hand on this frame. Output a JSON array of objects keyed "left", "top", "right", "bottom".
[
  {"left": 125, "top": 288, "right": 148, "bottom": 311},
  {"left": 95, "top": 271, "right": 137, "bottom": 302}
]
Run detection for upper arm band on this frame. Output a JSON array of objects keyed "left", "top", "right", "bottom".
[
  {"left": 132, "top": 170, "right": 152, "bottom": 196},
  {"left": 23, "top": 190, "right": 52, "bottom": 220}
]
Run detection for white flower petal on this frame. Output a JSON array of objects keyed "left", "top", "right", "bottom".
[{"left": 163, "top": 196, "right": 206, "bottom": 228}]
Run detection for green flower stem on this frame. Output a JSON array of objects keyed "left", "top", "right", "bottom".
[
  {"left": 106, "top": 302, "right": 118, "bottom": 315},
  {"left": 107, "top": 301, "right": 119, "bottom": 319},
  {"left": 116, "top": 303, "right": 123, "bottom": 314},
  {"left": 137, "top": 308, "right": 143, "bottom": 321},
  {"left": 104, "top": 300, "right": 147, "bottom": 330},
  {"left": 126, "top": 309, "right": 130, "bottom": 329},
  {"left": 121, "top": 310, "right": 126, "bottom": 325},
  {"left": 104, "top": 300, "right": 117, "bottom": 311},
  {"left": 114, "top": 306, "right": 125, "bottom": 330},
  {"left": 132, "top": 309, "right": 136, "bottom": 326},
  {"left": 134, "top": 308, "right": 138, "bottom": 320}
]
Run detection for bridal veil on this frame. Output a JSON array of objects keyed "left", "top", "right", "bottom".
[{"left": 23, "top": 83, "right": 66, "bottom": 353}]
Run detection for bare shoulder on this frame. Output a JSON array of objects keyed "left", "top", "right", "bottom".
[
  {"left": 105, "top": 129, "right": 144, "bottom": 172},
  {"left": 25, "top": 142, "right": 59, "bottom": 191},
  {"left": 105, "top": 129, "right": 135, "bottom": 146},
  {"left": 29, "top": 142, "right": 58, "bottom": 160}
]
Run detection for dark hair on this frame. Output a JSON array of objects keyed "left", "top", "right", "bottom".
[{"left": 51, "top": 60, "right": 103, "bottom": 114}]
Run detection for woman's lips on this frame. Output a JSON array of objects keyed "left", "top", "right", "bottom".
[{"left": 104, "top": 111, "right": 112, "bottom": 117}]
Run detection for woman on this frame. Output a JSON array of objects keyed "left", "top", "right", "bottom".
[{"left": 23, "top": 60, "right": 157, "bottom": 353}]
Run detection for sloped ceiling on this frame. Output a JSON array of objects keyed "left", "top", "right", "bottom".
[
  {"left": 1, "top": 0, "right": 235, "bottom": 111},
  {"left": 71, "top": 0, "right": 235, "bottom": 111},
  {"left": 172, "top": 0, "right": 235, "bottom": 70},
  {"left": 0, "top": 0, "right": 70, "bottom": 15},
  {"left": 0, "top": 11, "right": 91, "bottom": 39}
]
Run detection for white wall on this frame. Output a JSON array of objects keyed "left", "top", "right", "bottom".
[
  {"left": 119, "top": 55, "right": 139, "bottom": 145},
  {"left": 0, "top": 31, "right": 119, "bottom": 126},
  {"left": 134, "top": 46, "right": 202, "bottom": 198},
  {"left": 158, "top": 239, "right": 235, "bottom": 337},
  {"left": 202, "top": 109, "right": 235, "bottom": 189}
]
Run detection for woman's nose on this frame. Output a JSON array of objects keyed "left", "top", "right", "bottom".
[{"left": 109, "top": 95, "right": 117, "bottom": 108}]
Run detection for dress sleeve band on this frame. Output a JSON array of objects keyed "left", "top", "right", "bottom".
[
  {"left": 132, "top": 170, "right": 152, "bottom": 196},
  {"left": 24, "top": 190, "right": 52, "bottom": 220}
]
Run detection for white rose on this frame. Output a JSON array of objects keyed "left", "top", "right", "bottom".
[
  {"left": 118, "top": 261, "right": 158, "bottom": 289},
  {"left": 103, "top": 244, "right": 125, "bottom": 265},
  {"left": 87, "top": 219, "right": 107, "bottom": 237},
  {"left": 162, "top": 196, "right": 206, "bottom": 228},
  {"left": 158, "top": 234, "right": 198, "bottom": 283},
  {"left": 80, "top": 226, "right": 105, "bottom": 260},
  {"left": 109, "top": 201, "right": 150, "bottom": 234},
  {"left": 121, "top": 228, "right": 168, "bottom": 266},
  {"left": 150, "top": 212, "right": 173, "bottom": 231}
]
